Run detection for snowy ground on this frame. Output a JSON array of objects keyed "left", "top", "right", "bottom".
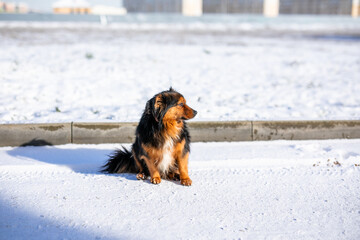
[
  {"left": 0, "top": 140, "right": 360, "bottom": 239},
  {"left": 1, "top": 16, "right": 360, "bottom": 240},
  {"left": 0, "top": 16, "right": 360, "bottom": 123}
]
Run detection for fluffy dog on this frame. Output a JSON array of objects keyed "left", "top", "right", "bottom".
[{"left": 101, "top": 88, "right": 197, "bottom": 186}]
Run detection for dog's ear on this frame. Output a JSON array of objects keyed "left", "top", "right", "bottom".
[
  {"left": 146, "top": 95, "right": 163, "bottom": 122},
  {"left": 153, "top": 95, "right": 164, "bottom": 122},
  {"left": 145, "top": 99, "right": 153, "bottom": 115},
  {"left": 169, "top": 87, "right": 175, "bottom": 92}
]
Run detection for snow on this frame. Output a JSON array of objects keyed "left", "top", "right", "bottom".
[
  {"left": 1, "top": 16, "right": 360, "bottom": 239},
  {"left": 0, "top": 17, "right": 360, "bottom": 123},
  {"left": 0, "top": 140, "right": 360, "bottom": 239}
]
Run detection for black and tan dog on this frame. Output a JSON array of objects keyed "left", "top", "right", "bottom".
[{"left": 101, "top": 88, "right": 197, "bottom": 186}]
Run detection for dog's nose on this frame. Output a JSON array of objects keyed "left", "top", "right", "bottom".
[{"left": 193, "top": 110, "right": 197, "bottom": 117}]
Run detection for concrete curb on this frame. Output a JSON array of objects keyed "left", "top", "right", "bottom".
[
  {"left": 0, "top": 120, "right": 360, "bottom": 147},
  {"left": 252, "top": 121, "right": 360, "bottom": 140},
  {"left": 0, "top": 123, "right": 71, "bottom": 147}
]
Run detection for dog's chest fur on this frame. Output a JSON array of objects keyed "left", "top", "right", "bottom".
[{"left": 158, "top": 139, "right": 175, "bottom": 174}]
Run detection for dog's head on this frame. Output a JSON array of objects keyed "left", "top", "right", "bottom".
[{"left": 146, "top": 87, "right": 197, "bottom": 123}]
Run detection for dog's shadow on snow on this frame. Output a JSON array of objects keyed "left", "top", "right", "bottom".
[
  {"left": 7, "top": 139, "right": 185, "bottom": 185},
  {"left": 6, "top": 139, "right": 138, "bottom": 181}
]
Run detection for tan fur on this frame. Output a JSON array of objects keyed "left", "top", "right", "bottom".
[{"left": 139, "top": 94, "right": 195, "bottom": 185}]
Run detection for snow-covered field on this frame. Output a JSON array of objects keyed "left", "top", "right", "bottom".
[
  {"left": 1, "top": 140, "right": 360, "bottom": 239},
  {"left": 1, "top": 16, "right": 360, "bottom": 240},
  {"left": 0, "top": 16, "right": 360, "bottom": 123}
]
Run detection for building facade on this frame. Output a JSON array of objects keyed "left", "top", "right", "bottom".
[
  {"left": 53, "top": 0, "right": 91, "bottom": 14},
  {"left": 0, "top": 1, "right": 29, "bottom": 13},
  {"left": 123, "top": 0, "right": 354, "bottom": 15}
]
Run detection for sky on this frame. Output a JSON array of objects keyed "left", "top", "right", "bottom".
[{"left": 15, "top": 0, "right": 123, "bottom": 12}]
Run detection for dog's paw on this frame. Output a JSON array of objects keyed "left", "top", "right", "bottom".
[
  {"left": 151, "top": 177, "right": 161, "bottom": 184},
  {"left": 180, "top": 178, "right": 192, "bottom": 186},
  {"left": 136, "top": 173, "right": 147, "bottom": 180}
]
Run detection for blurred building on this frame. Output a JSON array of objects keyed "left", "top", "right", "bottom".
[
  {"left": 353, "top": 0, "right": 360, "bottom": 17},
  {"left": 124, "top": 0, "right": 182, "bottom": 13},
  {"left": 202, "top": 0, "right": 263, "bottom": 14},
  {"left": 53, "top": 0, "right": 91, "bottom": 14},
  {"left": 122, "top": 0, "right": 357, "bottom": 16},
  {"left": 0, "top": 1, "right": 29, "bottom": 13},
  {"left": 53, "top": 0, "right": 127, "bottom": 15},
  {"left": 280, "top": 0, "right": 352, "bottom": 15}
]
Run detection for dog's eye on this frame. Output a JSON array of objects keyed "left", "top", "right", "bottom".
[{"left": 178, "top": 103, "right": 184, "bottom": 107}]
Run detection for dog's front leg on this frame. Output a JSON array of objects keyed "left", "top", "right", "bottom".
[
  {"left": 176, "top": 152, "right": 192, "bottom": 186},
  {"left": 141, "top": 156, "right": 161, "bottom": 184}
]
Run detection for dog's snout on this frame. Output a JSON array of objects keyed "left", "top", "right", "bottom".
[{"left": 193, "top": 109, "right": 197, "bottom": 117}]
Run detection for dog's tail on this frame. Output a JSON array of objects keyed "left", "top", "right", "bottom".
[{"left": 100, "top": 147, "right": 138, "bottom": 174}]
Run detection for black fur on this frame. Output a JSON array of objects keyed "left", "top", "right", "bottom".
[
  {"left": 101, "top": 88, "right": 195, "bottom": 176},
  {"left": 100, "top": 147, "right": 137, "bottom": 174}
]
